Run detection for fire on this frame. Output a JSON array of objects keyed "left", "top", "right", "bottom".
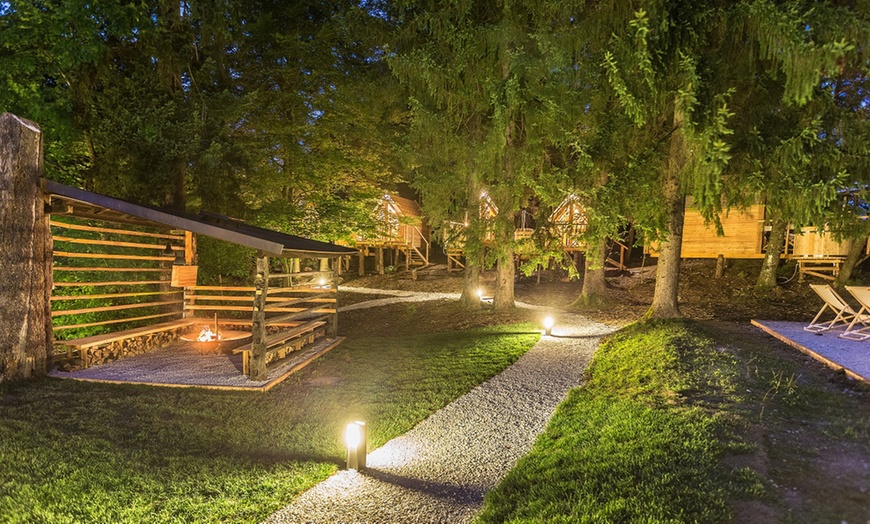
[{"left": 196, "top": 326, "right": 222, "bottom": 342}]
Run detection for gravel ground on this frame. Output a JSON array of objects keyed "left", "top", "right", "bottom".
[
  {"left": 48, "top": 337, "right": 339, "bottom": 389},
  {"left": 265, "top": 292, "right": 614, "bottom": 524}
]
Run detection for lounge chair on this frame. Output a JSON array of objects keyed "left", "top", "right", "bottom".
[
  {"left": 804, "top": 284, "right": 866, "bottom": 332},
  {"left": 840, "top": 286, "right": 870, "bottom": 341}
]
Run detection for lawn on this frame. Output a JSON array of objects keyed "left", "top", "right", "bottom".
[
  {"left": 0, "top": 307, "right": 539, "bottom": 524},
  {"left": 477, "top": 320, "right": 870, "bottom": 523}
]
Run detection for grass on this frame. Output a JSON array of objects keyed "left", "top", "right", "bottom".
[
  {"left": 0, "top": 322, "right": 539, "bottom": 524},
  {"left": 478, "top": 319, "right": 870, "bottom": 523},
  {"left": 477, "top": 321, "right": 762, "bottom": 523}
]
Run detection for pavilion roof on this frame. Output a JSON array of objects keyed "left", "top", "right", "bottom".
[{"left": 43, "top": 179, "right": 356, "bottom": 258}]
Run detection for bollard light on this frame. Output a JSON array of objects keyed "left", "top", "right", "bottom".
[
  {"left": 345, "top": 421, "right": 367, "bottom": 470},
  {"left": 543, "top": 316, "right": 555, "bottom": 336}
]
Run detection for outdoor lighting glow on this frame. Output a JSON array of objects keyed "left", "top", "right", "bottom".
[
  {"left": 477, "top": 288, "right": 484, "bottom": 299},
  {"left": 345, "top": 421, "right": 367, "bottom": 470},
  {"left": 543, "top": 316, "right": 555, "bottom": 336},
  {"left": 318, "top": 277, "right": 327, "bottom": 287},
  {"left": 345, "top": 422, "right": 361, "bottom": 449}
]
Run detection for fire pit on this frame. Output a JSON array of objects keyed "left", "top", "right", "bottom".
[{"left": 180, "top": 324, "right": 251, "bottom": 354}]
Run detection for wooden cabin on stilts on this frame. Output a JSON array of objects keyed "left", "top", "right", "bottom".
[
  {"left": 548, "top": 194, "right": 631, "bottom": 272},
  {"left": 645, "top": 198, "right": 868, "bottom": 282},
  {"left": 355, "top": 194, "right": 430, "bottom": 275}
]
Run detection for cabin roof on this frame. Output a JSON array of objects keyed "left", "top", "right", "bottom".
[
  {"left": 43, "top": 179, "right": 356, "bottom": 258},
  {"left": 384, "top": 194, "right": 421, "bottom": 217}
]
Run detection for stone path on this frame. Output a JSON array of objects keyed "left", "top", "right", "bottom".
[{"left": 265, "top": 289, "right": 613, "bottom": 523}]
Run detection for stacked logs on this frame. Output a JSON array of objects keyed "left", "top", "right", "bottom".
[{"left": 56, "top": 327, "right": 189, "bottom": 370}]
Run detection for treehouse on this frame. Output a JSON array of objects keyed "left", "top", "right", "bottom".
[
  {"left": 550, "top": 194, "right": 588, "bottom": 251},
  {"left": 546, "top": 194, "right": 631, "bottom": 271},
  {"left": 355, "top": 194, "right": 430, "bottom": 275},
  {"left": 44, "top": 179, "right": 356, "bottom": 387},
  {"left": 443, "top": 190, "right": 538, "bottom": 272},
  {"left": 645, "top": 198, "right": 867, "bottom": 282}
]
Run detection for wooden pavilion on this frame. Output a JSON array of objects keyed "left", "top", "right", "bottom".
[
  {"left": 45, "top": 179, "right": 356, "bottom": 382},
  {"left": 355, "top": 194, "right": 430, "bottom": 275}
]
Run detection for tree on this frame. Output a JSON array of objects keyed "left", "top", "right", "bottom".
[
  {"left": 389, "top": 1, "right": 581, "bottom": 309},
  {"left": 593, "top": 1, "right": 866, "bottom": 317}
]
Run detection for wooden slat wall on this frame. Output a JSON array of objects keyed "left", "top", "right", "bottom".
[
  {"left": 183, "top": 279, "right": 337, "bottom": 325},
  {"left": 792, "top": 227, "right": 852, "bottom": 257},
  {"left": 51, "top": 217, "right": 187, "bottom": 337},
  {"left": 648, "top": 204, "right": 766, "bottom": 258}
]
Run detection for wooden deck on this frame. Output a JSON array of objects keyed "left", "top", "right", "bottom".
[{"left": 752, "top": 320, "right": 870, "bottom": 384}]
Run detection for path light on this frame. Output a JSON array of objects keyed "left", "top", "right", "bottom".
[
  {"left": 318, "top": 277, "right": 328, "bottom": 288},
  {"left": 543, "top": 316, "right": 555, "bottom": 336},
  {"left": 477, "top": 288, "right": 484, "bottom": 300},
  {"left": 345, "top": 421, "right": 367, "bottom": 470}
]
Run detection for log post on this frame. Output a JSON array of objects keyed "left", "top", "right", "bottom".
[
  {"left": 250, "top": 254, "right": 269, "bottom": 380},
  {"left": 377, "top": 247, "right": 384, "bottom": 275},
  {"left": 0, "top": 113, "right": 52, "bottom": 383},
  {"left": 330, "top": 259, "right": 339, "bottom": 338},
  {"left": 358, "top": 250, "right": 365, "bottom": 276},
  {"left": 715, "top": 254, "right": 726, "bottom": 278}
]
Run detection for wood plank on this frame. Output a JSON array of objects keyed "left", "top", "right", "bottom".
[
  {"left": 52, "top": 290, "right": 183, "bottom": 301},
  {"left": 267, "top": 286, "right": 336, "bottom": 294},
  {"left": 184, "top": 305, "right": 254, "bottom": 312},
  {"left": 52, "top": 236, "right": 182, "bottom": 251},
  {"left": 52, "top": 300, "right": 184, "bottom": 317},
  {"left": 196, "top": 318, "right": 304, "bottom": 328},
  {"left": 265, "top": 307, "right": 335, "bottom": 325},
  {"left": 261, "top": 337, "right": 344, "bottom": 392},
  {"left": 54, "top": 251, "right": 174, "bottom": 262},
  {"left": 233, "top": 319, "right": 327, "bottom": 354},
  {"left": 53, "top": 312, "right": 183, "bottom": 331},
  {"left": 53, "top": 267, "right": 171, "bottom": 272},
  {"left": 264, "top": 293, "right": 333, "bottom": 310},
  {"left": 53, "top": 280, "right": 169, "bottom": 287},
  {"left": 187, "top": 286, "right": 256, "bottom": 292},
  {"left": 50, "top": 220, "right": 184, "bottom": 240},
  {"left": 267, "top": 270, "right": 332, "bottom": 279},
  {"left": 183, "top": 295, "right": 330, "bottom": 303},
  {"left": 55, "top": 319, "right": 195, "bottom": 349}
]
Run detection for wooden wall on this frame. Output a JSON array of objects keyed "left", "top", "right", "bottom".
[
  {"left": 648, "top": 204, "right": 765, "bottom": 258},
  {"left": 792, "top": 228, "right": 852, "bottom": 258}
]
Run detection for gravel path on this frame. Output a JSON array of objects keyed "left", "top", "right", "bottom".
[{"left": 266, "top": 289, "right": 614, "bottom": 523}]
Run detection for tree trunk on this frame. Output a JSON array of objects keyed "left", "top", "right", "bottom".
[
  {"left": 460, "top": 176, "right": 483, "bottom": 308},
  {"left": 493, "top": 247, "right": 515, "bottom": 309},
  {"left": 755, "top": 217, "right": 787, "bottom": 292},
  {"left": 0, "top": 113, "right": 52, "bottom": 383},
  {"left": 493, "top": 211, "right": 516, "bottom": 310},
  {"left": 834, "top": 235, "right": 868, "bottom": 289},
  {"left": 573, "top": 237, "right": 608, "bottom": 308},
  {"left": 648, "top": 105, "right": 688, "bottom": 319}
]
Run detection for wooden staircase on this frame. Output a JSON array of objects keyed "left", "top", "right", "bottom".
[{"left": 605, "top": 239, "right": 630, "bottom": 272}]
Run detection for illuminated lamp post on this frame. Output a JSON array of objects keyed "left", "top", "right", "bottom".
[
  {"left": 543, "top": 316, "right": 555, "bottom": 336},
  {"left": 345, "top": 421, "right": 367, "bottom": 470}
]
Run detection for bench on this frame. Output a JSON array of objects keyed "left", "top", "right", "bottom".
[
  {"left": 55, "top": 318, "right": 196, "bottom": 368},
  {"left": 232, "top": 318, "right": 328, "bottom": 375},
  {"left": 797, "top": 258, "right": 844, "bottom": 282}
]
